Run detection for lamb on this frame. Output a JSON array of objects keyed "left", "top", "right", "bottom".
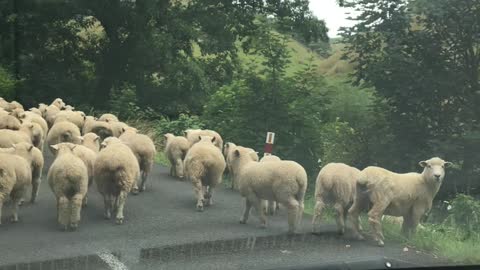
[
  {"left": 230, "top": 147, "right": 307, "bottom": 234},
  {"left": 44, "top": 105, "right": 61, "bottom": 128},
  {"left": 0, "top": 114, "right": 22, "bottom": 130},
  {"left": 21, "top": 120, "right": 44, "bottom": 151},
  {"left": 110, "top": 121, "right": 130, "bottom": 137},
  {"left": 48, "top": 143, "right": 88, "bottom": 231},
  {"left": 227, "top": 144, "right": 259, "bottom": 190},
  {"left": 183, "top": 136, "right": 226, "bottom": 211},
  {"left": 259, "top": 154, "right": 282, "bottom": 216},
  {"left": 185, "top": 129, "right": 223, "bottom": 150},
  {"left": 46, "top": 120, "right": 81, "bottom": 153},
  {"left": 348, "top": 157, "right": 452, "bottom": 246},
  {"left": 0, "top": 143, "right": 45, "bottom": 203},
  {"left": 164, "top": 133, "right": 190, "bottom": 179},
  {"left": 0, "top": 152, "right": 32, "bottom": 223},
  {"left": 98, "top": 113, "right": 119, "bottom": 122},
  {"left": 119, "top": 127, "right": 156, "bottom": 192},
  {"left": 78, "top": 133, "right": 101, "bottom": 152},
  {"left": 51, "top": 98, "right": 66, "bottom": 109},
  {"left": 0, "top": 122, "right": 35, "bottom": 148},
  {"left": 94, "top": 137, "right": 139, "bottom": 224},
  {"left": 311, "top": 163, "right": 361, "bottom": 235},
  {"left": 54, "top": 110, "right": 86, "bottom": 130}
]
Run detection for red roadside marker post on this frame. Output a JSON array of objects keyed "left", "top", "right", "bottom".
[{"left": 264, "top": 132, "right": 275, "bottom": 157}]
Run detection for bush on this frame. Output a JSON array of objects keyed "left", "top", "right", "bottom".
[
  {"left": 156, "top": 113, "right": 205, "bottom": 138},
  {"left": 443, "top": 194, "right": 480, "bottom": 238},
  {"left": 0, "top": 66, "right": 16, "bottom": 100}
]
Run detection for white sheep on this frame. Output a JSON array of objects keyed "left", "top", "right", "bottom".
[
  {"left": 0, "top": 152, "right": 32, "bottom": 223},
  {"left": 23, "top": 111, "right": 49, "bottom": 141},
  {"left": 94, "top": 137, "right": 140, "bottom": 224},
  {"left": 0, "top": 122, "right": 36, "bottom": 147},
  {"left": 46, "top": 120, "right": 82, "bottom": 153},
  {"left": 78, "top": 132, "right": 101, "bottom": 153},
  {"left": 38, "top": 103, "right": 48, "bottom": 117},
  {"left": 44, "top": 105, "right": 61, "bottom": 128},
  {"left": 223, "top": 142, "right": 237, "bottom": 188},
  {"left": 64, "top": 105, "right": 75, "bottom": 111},
  {"left": 54, "top": 110, "right": 86, "bottom": 130},
  {"left": 1, "top": 143, "right": 45, "bottom": 203},
  {"left": 230, "top": 147, "right": 307, "bottom": 234},
  {"left": 311, "top": 163, "right": 360, "bottom": 235},
  {"left": 98, "top": 113, "right": 119, "bottom": 122},
  {"left": 164, "top": 133, "right": 190, "bottom": 179},
  {"left": 0, "top": 114, "right": 21, "bottom": 130},
  {"left": 119, "top": 127, "right": 156, "bottom": 192},
  {"left": 259, "top": 154, "right": 282, "bottom": 216},
  {"left": 348, "top": 157, "right": 452, "bottom": 246},
  {"left": 185, "top": 129, "right": 223, "bottom": 150},
  {"left": 110, "top": 121, "right": 130, "bottom": 137},
  {"left": 48, "top": 143, "right": 88, "bottom": 231},
  {"left": 29, "top": 107, "right": 42, "bottom": 116},
  {"left": 184, "top": 136, "right": 226, "bottom": 211},
  {"left": 50, "top": 98, "right": 66, "bottom": 109}
]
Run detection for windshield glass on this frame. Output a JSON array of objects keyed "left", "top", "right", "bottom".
[{"left": 0, "top": 0, "right": 479, "bottom": 269}]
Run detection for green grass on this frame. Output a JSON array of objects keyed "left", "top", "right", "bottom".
[{"left": 155, "top": 152, "right": 169, "bottom": 166}]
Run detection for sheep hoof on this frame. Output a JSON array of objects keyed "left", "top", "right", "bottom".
[
  {"left": 18, "top": 200, "right": 25, "bottom": 206},
  {"left": 59, "top": 224, "right": 68, "bottom": 231},
  {"left": 10, "top": 216, "right": 18, "bottom": 223},
  {"left": 196, "top": 205, "right": 204, "bottom": 212},
  {"left": 260, "top": 223, "right": 267, "bottom": 229},
  {"left": 70, "top": 223, "right": 78, "bottom": 231},
  {"left": 352, "top": 233, "right": 365, "bottom": 241},
  {"left": 29, "top": 199, "right": 36, "bottom": 204},
  {"left": 337, "top": 229, "right": 345, "bottom": 235},
  {"left": 376, "top": 239, "right": 385, "bottom": 247},
  {"left": 104, "top": 213, "right": 111, "bottom": 220},
  {"left": 116, "top": 218, "right": 124, "bottom": 225},
  {"left": 239, "top": 219, "right": 247, "bottom": 224},
  {"left": 287, "top": 230, "right": 296, "bottom": 235}
]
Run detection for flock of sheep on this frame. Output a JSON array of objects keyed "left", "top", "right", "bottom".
[
  {"left": 0, "top": 97, "right": 452, "bottom": 247},
  {"left": 0, "top": 97, "right": 155, "bottom": 230}
]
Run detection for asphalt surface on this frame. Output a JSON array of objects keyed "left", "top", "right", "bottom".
[{"left": 0, "top": 150, "right": 454, "bottom": 269}]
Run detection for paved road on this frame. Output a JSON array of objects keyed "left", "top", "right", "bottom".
[{"left": 0, "top": 151, "right": 452, "bottom": 269}]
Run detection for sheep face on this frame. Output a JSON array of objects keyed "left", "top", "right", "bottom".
[
  {"left": 51, "top": 98, "right": 66, "bottom": 109},
  {"left": 419, "top": 157, "right": 452, "bottom": 183}
]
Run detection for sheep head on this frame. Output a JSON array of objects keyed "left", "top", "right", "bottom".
[{"left": 419, "top": 157, "right": 452, "bottom": 183}]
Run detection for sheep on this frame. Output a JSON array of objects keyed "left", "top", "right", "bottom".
[
  {"left": 78, "top": 133, "right": 101, "bottom": 153},
  {"left": 0, "top": 143, "right": 45, "bottom": 203},
  {"left": 0, "top": 152, "right": 32, "bottom": 223},
  {"left": 164, "top": 133, "right": 190, "bottom": 179},
  {"left": 48, "top": 143, "right": 88, "bottom": 231},
  {"left": 44, "top": 105, "right": 61, "bottom": 128},
  {"left": 98, "top": 113, "right": 119, "bottom": 122},
  {"left": 10, "top": 101, "right": 24, "bottom": 111},
  {"left": 0, "top": 100, "right": 23, "bottom": 112},
  {"left": 38, "top": 103, "right": 48, "bottom": 117},
  {"left": 230, "top": 146, "right": 307, "bottom": 234},
  {"left": 54, "top": 110, "right": 86, "bottom": 130},
  {"left": 23, "top": 111, "right": 49, "bottom": 140},
  {"left": 185, "top": 129, "right": 223, "bottom": 151},
  {"left": 0, "top": 122, "right": 36, "bottom": 148},
  {"left": 64, "top": 105, "right": 75, "bottom": 111},
  {"left": 227, "top": 144, "right": 259, "bottom": 190},
  {"left": 20, "top": 120, "right": 44, "bottom": 151},
  {"left": 259, "top": 154, "right": 282, "bottom": 216},
  {"left": 348, "top": 157, "right": 452, "bottom": 246},
  {"left": 51, "top": 98, "right": 66, "bottom": 109},
  {"left": 46, "top": 120, "right": 81, "bottom": 153},
  {"left": 29, "top": 107, "right": 42, "bottom": 116},
  {"left": 110, "top": 121, "right": 130, "bottom": 137},
  {"left": 0, "top": 114, "right": 21, "bottom": 130},
  {"left": 223, "top": 142, "right": 237, "bottom": 188},
  {"left": 184, "top": 136, "right": 226, "bottom": 211},
  {"left": 94, "top": 137, "right": 139, "bottom": 224},
  {"left": 119, "top": 127, "right": 156, "bottom": 192},
  {"left": 0, "top": 98, "right": 9, "bottom": 110},
  {"left": 311, "top": 163, "right": 361, "bottom": 235}
]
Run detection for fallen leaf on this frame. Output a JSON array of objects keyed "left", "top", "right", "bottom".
[
  {"left": 403, "top": 247, "right": 409, "bottom": 252},
  {"left": 280, "top": 250, "right": 292, "bottom": 254},
  {"left": 345, "top": 245, "right": 351, "bottom": 248}
]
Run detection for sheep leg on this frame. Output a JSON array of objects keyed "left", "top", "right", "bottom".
[
  {"left": 103, "top": 195, "right": 113, "bottom": 219},
  {"left": 170, "top": 165, "right": 175, "bottom": 177},
  {"left": 334, "top": 203, "right": 346, "bottom": 235},
  {"left": 69, "top": 194, "right": 83, "bottom": 231},
  {"left": 175, "top": 159, "right": 184, "bottom": 179},
  {"left": 348, "top": 196, "right": 367, "bottom": 240},
  {"left": 250, "top": 195, "right": 267, "bottom": 228},
  {"left": 204, "top": 186, "right": 213, "bottom": 206},
  {"left": 115, "top": 191, "right": 128, "bottom": 225},
  {"left": 267, "top": 200, "right": 276, "bottom": 215},
  {"left": 140, "top": 170, "right": 148, "bottom": 192},
  {"left": 240, "top": 198, "right": 252, "bottom": 224},
  {"left": 10, "top": 188, "right": 25, "bottom": 223},
  {"left": 193, "top": 180, "right": 205, "bottom": 211},
  {"left": 0, "top": 195, "right": 4, "bottom": 225},
  {"left": 57, "top": 196, "right": 69, "bottom": 231},
  {"left": 367, "top": 200, "right": 389, "bottom": 247},
  {"left": 261, "top": 200, "right": 268, "bottom": 215},
  {"left": 403, "top": 207, "right": 423, "bottom": 237},
  {"left": 285, "top": 198, "right": 300, "bottom": 234},
  {"left": 30, "top": 178, "right": 41, "bottom": 203},
  {"left": 312, "top": 199, "right": 325, "bottom": 233},
  {"left": 82, "top": 194, "right": 88, "bottom": 208}
]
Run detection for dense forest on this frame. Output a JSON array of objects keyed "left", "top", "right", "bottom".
[{"left": 0, "top": 0, "right": 479, "bottom": 202}]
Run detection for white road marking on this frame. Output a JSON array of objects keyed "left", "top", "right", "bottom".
[{"left": 98, "top": 252, "right": 129, "bottom": 270}]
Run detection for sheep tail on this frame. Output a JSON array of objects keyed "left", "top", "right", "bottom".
[{"left": 295, "top": 168, "right": 308, "bottom": 203}]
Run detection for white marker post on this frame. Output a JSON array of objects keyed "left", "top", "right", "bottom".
[{"left": 264, "top": 132, "right": 275, "bottom": 157}]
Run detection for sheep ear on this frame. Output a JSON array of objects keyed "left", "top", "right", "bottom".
[
  {"left": 122, "top": 127, "right": 126, "bottom": 132},
  {"left": 234, "top": 149, "right": 240, "bottom": 157},
  {"left": 28, "top": 145, "right": 34, "bottom": 152},
  {"left": 94, "top": 136, "right": 100, "bottom": 142},
  {"left": 211, "top": 137, "right": 216, "bottom": 143},
  {"left": 11, "top": 144, "right": 16, "bottom": 149},
  {"left": 71, "top": 145, "right": 77, "bottom": 150},
  {"left": 77, "top": 136, "right": 84, "bottom": 143},
  {"left": 50, "top": 144, "right": 59, "bottom": 151},
  {"left": 419, "top": 161, "right": 428, "bottom": 167},
  {"left": 444, "top": 161, "right": 453, "bottom": 168},
  {"left": 184, "top": 130, "right": 189, "bottom": 137},
  {"left": 198, "top": 135, "right": 202, "bottom": 141}
]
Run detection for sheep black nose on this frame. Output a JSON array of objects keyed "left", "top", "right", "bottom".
[{"left": 434, "top": 174, "right": 441, "bottom": 179}]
